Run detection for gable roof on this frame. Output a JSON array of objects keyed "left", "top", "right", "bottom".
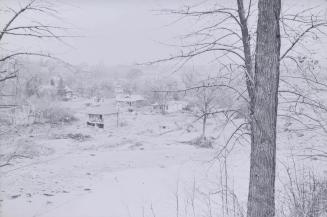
[
  {"left": 115, "top": 94, "right": 144, "bottom": 102},
  {"left": 85, "top": 102, "right": 118, "bottom": 115}
]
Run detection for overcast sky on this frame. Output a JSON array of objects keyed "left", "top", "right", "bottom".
[
  {"left": 1, "top": 0, "right": 327, "bottom": 66},
  {"left": 2, "top": 0, "right": 192, "bottom": 66},
  {"left": 54, "top": 0, "right": 183, "bottom": 65}
]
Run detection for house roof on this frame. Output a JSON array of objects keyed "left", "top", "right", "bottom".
[
  {"left": 64, "top": 86, "right": 73, "bottom": 92},
  {"left": 167, "top": 100, "right": 188, "bottom": 105},
  {"left": 115, "top": 94, "right": 144, "bottom": 102},
  {"left": 85, "top": 102, "right": 118, "bottom": 115},
  {"left": 152, "top": 100, "right": 188, "bottom": 106}
]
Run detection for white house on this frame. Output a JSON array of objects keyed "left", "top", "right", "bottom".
[
  {"left": 152, "top": 100, "right": 188, "bottom": 113},
  {"left": 85, "top": 104, "right": 118, "bottom": 128},
  {"left": 166, "top": 100, "right": 188, "bottom": 113},
  {"left": 115, "top": 94, "right": 145, "bottom": 111}
]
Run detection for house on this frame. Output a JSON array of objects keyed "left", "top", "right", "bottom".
[
  {"left": 151, "top": 102, "right": 168, "bottom": 113},
  {"left": 49, "top": 76, "right": 74, "bottom": 101},
  {"left": 167, "top": 100, "right": 188, "bottom": 113},
  {"left": 115, "top": 94, "right": 145, "bottom": 110},
  {"left": 152, "top": 100, "right": 188, "bottom": 113},
  {"left": 62, "top": 86, "right": 74, "bottom": 101},
  {"left": 87, "top": 113, "right": 104, "bottom": 128},
  {"left": 86, "top": 105, "right": 118, "bottom": 128},
  {"left": 92, "top": 95, "right": 104, "bottom": 104}
]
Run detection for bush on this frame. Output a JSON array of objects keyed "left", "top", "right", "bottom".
[
  {"left": 41, "top": 106, "right": 77, "bottom": 124},
  {"left": 280, "top": 168, "right": 327, "bottom": 217},
  {"left": 53, "top": 133, "right": 91, "bottom": 142},
  {"left": 189, "top": 136, "right": 214, "bottom": 148}
]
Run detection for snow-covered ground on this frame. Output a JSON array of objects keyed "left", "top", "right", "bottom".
[{"left": 0, "top": 99, "right": 326, "bottom": 217}]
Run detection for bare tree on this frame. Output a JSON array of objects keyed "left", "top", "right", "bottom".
[
  {"left": 0, "top": 0, "right": 71, "bottom": 83},
  {"left": 192, "top": 84, "right": 219, "bottom": 139},
  {"left": 148, "top": 0, "right": 327, "bottom": 216},
  {"left": 182, "top": 72, "right": 235, "bottom": 140},
  {"left": 246, "top": 2, "right": 281, "bottom": 217}
]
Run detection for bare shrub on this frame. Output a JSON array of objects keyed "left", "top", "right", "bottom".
[
  {"left": 41, "top": 106, "right": 77, "bottom": 124},
  {"left": 52, "top": 133, "right": 91, "bottom": 142},
  {"left": 172, "top": 176, "right": 245, "bottom": 217},
  {"left": 30, "top": 100, "right": 78, "bottom": 124},
  {"left": 189, "top": 136, "right": 214, "bottom": 148},
  {"left": 279, "top": 167, "right": 327, "bottom": 217}
]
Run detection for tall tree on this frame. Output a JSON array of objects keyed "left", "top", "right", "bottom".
[
  {"left": 149, "top": 0, "right": 325, "bottom": 216},
  {"left": 247, "top": 1, "right": 281, "bottom": 217}
]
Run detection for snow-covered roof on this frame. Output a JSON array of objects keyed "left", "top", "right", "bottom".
[
  {"left": 64, "top": 86, "right": 73, "bottom": 92},
  {"left": 85, "top": 102, "right": 118, "bottom": 115},
  {"left": 115, "top": 94, "right": 144, "bottom": 102},
  {"left": 167, "top": 100, "right": 188, "bottom": 105},
  {"left": 152, "top": 100, "right": 188, "bottom": 106}
]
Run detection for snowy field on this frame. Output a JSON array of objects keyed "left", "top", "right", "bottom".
[{"left": 1, "top": 99, "right": 326, "bottom": 217}]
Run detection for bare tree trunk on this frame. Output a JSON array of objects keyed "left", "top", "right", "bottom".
[
  {"left": 202, "top": 114, "right": 207, "bottom": 139},
  {"left": 237, "top": 0, "right": 254, "bottom": 106},
  {"left": 247, "top": 1, "right": 281, "bottom": 217}
]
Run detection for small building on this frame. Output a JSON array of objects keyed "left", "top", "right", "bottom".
[
  {"left": 87, "top": 113, "right": 104, "bottom": 128},
  {"left": 86, "top": 105, "right": 118, "bottom": 129},
  {"left": 152, "top": 100, "right": 188, "bottom": 113},
  {"left": 92, "top": 95, "right": 104, "bottom": 104},
  {"left": 63, "top": 86, "right": 74, "bottom": 101},
  {"left": 116, "top": 94, "right": 145, "bottom": 110},
  {"left": 167, "top": 100, "right": 188, "bottom": 113},
  {"left": 151, "top": 102, "right": 168, "bottom": 113}
]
